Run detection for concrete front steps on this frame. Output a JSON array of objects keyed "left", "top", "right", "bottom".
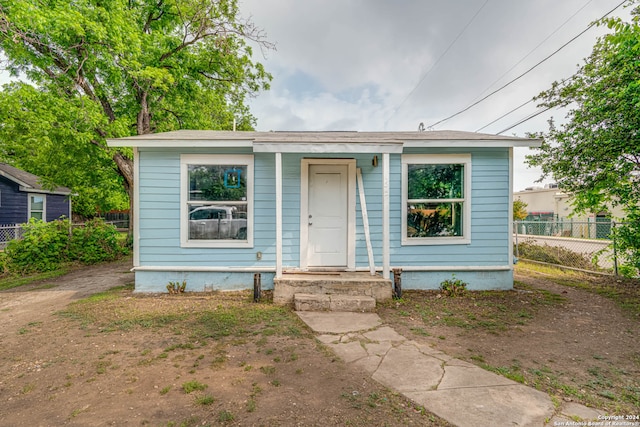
[
  {"left": 294, "top": 293, "right": 376, "bottom": 312},
  {"left": 273, "top": 272, "right": 392, "bottom": 312}
]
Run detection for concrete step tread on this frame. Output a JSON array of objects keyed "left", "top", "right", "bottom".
[{"left": 294, "top": 293, "right": 376, "bottom": 312}]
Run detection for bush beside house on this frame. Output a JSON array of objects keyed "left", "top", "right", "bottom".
[{"left": 1, "top": 218, "right": 129, "bottom": 275}]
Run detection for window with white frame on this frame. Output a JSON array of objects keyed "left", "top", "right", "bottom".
[
  {"left": 29, "top": 194, "right": 46, "bottom": 221},
  {"left": 180, "top": 154, "right": 253, "bottom": 247},
  {"left": 402, "top": 154, "right": 471, "bottom": 245}
]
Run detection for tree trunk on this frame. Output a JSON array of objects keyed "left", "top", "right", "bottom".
[
  {"left": 137, "top": 91, "right": 151, "bottom": 135},
  {"left": 113, "top": 150, "right": 135, "bottom": 235}
]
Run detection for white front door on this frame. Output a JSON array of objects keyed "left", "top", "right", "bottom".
[{"left": 301, "top": 160, "right": 355, "bottom": 269}]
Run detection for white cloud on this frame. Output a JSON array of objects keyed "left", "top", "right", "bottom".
[{"left": 240, "top": 0, "right": 630, "bottom": 189}]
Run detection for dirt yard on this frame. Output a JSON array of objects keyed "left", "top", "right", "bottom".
[{"left": 0, "top": 258, "right": 638, "bottom": 426}]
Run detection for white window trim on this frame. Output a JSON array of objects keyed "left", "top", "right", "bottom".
[
  {"left": 401, "top": 154, "right": 471, "bottom": 245},
  {"left": 180, "top": 154, "right": 254, "bottom": 248},
  {"left": 28, "top": 193, "right": 47, "bottom": 221}
]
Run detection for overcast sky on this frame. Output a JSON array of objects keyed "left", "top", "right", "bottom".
[
  {"left": 238, "top": 0, "right": 632, "bottom": 191},
  {"left": 0, "top": 1, "right": 631, "bottom": 191}
]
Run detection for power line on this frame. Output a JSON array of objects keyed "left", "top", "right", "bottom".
[
  {"left": 475, "top": 99, "right": 533, "bottom": 132},
  {"left": 471, "top": 0, "right": 594, "bottom": 104},
  {"left": 384, "top": 0, "right": 489, "bottom": 128},
  {"left": 428, "top": 0, "right": 626, "bottom": 130},
  {"left": 496, "top": 106, "right": 552, "bottom": 135},
  {"left": 476, "top": 75, "right": 576, "bottom": 132}
]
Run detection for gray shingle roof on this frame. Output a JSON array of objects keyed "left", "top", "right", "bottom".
[{"left": 0, "top": 163, "right": 72, "bottom": 195}]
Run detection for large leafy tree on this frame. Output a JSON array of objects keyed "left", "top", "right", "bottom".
[
  {"left": 528, "top": 3, "right": 640, "bottom": 274},
  {"left": 0, "top": 0, "right": 271, "bottom": 217}
]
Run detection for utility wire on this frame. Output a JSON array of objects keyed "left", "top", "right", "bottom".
[
  {"left": 428, "top": 0, "right": 626, "bottom": 130},
  {"left": 471, "top": 0, "right": 593, "bottom": 103},
  {"left": 496, "top": 106, "right": 552, "bottom": 134},
  {"left": 475, "top": 99, "right": 533, "bottom": 132},
  {"left": 476, "top": 74, "right": 576, "bottom": 132},
  {"left": 384, "top": 0, "right": 489, "bottom": 128}
]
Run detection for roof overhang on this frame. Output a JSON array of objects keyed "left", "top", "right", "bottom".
[
  {"left": 19, "top": 186, "right": 72, "bottom": 196},
  {"left": 252, "top": 141, "right": 404, "bottom": 153},
  {"left": 106, "top": 130, "right": 542, "bottom": 150},
  {"left": 402, "top": 139, "right": 541, "bottom": 148},
  {"left": 0, "top": 170, "right": 31, "bottom": 188}
]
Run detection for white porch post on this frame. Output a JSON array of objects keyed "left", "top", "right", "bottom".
[
  {"left": 382, "top": 152, "right": 390, "bottom": 279},
  {"left": 133, "top": 147, "right": 140, "bottom": 268},
  {"left": 275, "top": 152, "right": 283, "bottom": 278}
]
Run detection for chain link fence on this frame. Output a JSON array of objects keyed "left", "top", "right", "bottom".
[
  {"left": 0, "top": 224, "right": 24, "bottom": 249},
  {"left": 1, "top": 218, "right": 129, "bottom": 250},
  {"left": 513, "top": 220, "right": 624, "bottom": 275}
]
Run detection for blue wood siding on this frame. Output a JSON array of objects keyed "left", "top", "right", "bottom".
[
  {"left": 390, "top": 149, "right": 511, "bottom": 267},
  {"left": 46, "top": 194, "right": 70, "bottom": 221},
  {"left": 0, "top": 178, "right": 70, "bottom": 224},
  {"left": 136, "top": 147, "right": 513, "bottom": 291},
  {"left": 137, "top": 148, "right": 277, "bottom": 267},
  {"left": 0, "top": 178, "right": 28, "bottom": 225}
]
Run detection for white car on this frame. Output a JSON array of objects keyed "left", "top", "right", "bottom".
[{"left": 189, "top": 206, "right": 247, "bottom": 240}]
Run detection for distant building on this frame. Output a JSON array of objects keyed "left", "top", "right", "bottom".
[
  {"left": 0, "top": 163, "right": 72, "bottom": 225},
  {"left": 514, "top": 185, "right": 626, "bottom": 239},
  {"left": 514, "top": 184, "right": 624, "bottom": 221}
]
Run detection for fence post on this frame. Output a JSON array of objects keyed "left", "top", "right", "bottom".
[
  {"left": 612, "top": 221, "right": 618, "bottom": 276},
  {"left": 514, "top": 221, "right": 519, "bottom": 259}
]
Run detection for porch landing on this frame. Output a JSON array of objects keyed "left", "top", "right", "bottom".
[{"left": 273, "top": 272, "right": 393, "bottom": 312}]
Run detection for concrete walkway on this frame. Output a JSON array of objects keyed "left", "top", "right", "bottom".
[{"left": 297, "top": 311, "right": 604, "bottom": 427}]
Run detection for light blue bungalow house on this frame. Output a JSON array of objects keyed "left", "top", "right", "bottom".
[{"left": 107, "top": 130, "right": 540, "bottom": 300}]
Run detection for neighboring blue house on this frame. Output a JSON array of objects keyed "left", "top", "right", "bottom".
[
  {"left": 0, "top": 163, "right": 72, "bottom": 225},
  {"left": 107, "top": 130, "right": 540, "bottom": 295}
]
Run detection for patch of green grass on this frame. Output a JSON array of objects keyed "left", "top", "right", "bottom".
[
  {"left": 165, "top": 343, "right": 196, "bottom": 352},
  {"left": 160, "top": 386, "right": 171, "bottom": 395},
  {"left": 517, "top": 262, "right": 640, "bottom": 317},
  {"left": 470, "top": 354, "right": 485, "bottom": 363},
  {"left": 0, "top": 268, "right": 70, "bottom": 291},
  {"left": 218, "top": 410, "right": 235, "bottom": 423},
  {"left": 96, "top": 361, "right": 112, "bottom": 374},
  {"left": 182, "top": 380, "right": 207, "bottom": 394},
  {"left": 194, "top": 394, "right": 215, "bottom": 405},
  {"left": 260, "top": 365, "right": 276, "bottom": 375},
  {"left": 409, "top": 327, "right": 430, "bottom": 337},
  {"left": 481, "top": 364, "right": 525, "bottom": 383},
  {"left": 21, "top": 383, "right": 35, "bottom": 394},
  {"left": 69, "top": 405, "right": 89, "bottom": 419}
]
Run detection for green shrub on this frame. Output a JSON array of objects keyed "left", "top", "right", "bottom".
[
  {"left": 4, "top": 218, "right": 71, "bottom": 274},
  {"left": 70, "top": 218, "right": 125, "bottom": 264},
  {"left": 440, "top": 276, "right": 467, "bottom": 297},
  {"left": 3, "top": 218, "right": 127, "bottom": 276}
]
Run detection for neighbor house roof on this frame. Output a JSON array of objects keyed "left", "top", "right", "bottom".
[
  {"left": 0, "top": 163, "right": 72, "bottom": 195},
  {"left": 107, "top": 130, "right": 542, "bottom": 152}
]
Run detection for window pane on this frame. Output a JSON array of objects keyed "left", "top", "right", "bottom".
[
  {"left": 188, "top": 165, "right": 247, "bottom": 202},
  {"left": 30, "top": 195, "right": 44, "bottom": 211},
  {"left": 407, "top": 202, "right": 463, "bottom": 237},
  {"left": 30, "top": 211, "right": 43, "bottom": 220},
  {"left": 188, "top": 204, "right": 248, "bottom": 241},
  {"left": 407, "top": 164, "right": 463, "bottom": 200}
]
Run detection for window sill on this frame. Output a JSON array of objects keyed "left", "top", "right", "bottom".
[
  {"left": 401, "top": 237, "right": 470, "bottom": 246},
  {"left": 181, "top": 240, "right": 253, "bottom": 249}
]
